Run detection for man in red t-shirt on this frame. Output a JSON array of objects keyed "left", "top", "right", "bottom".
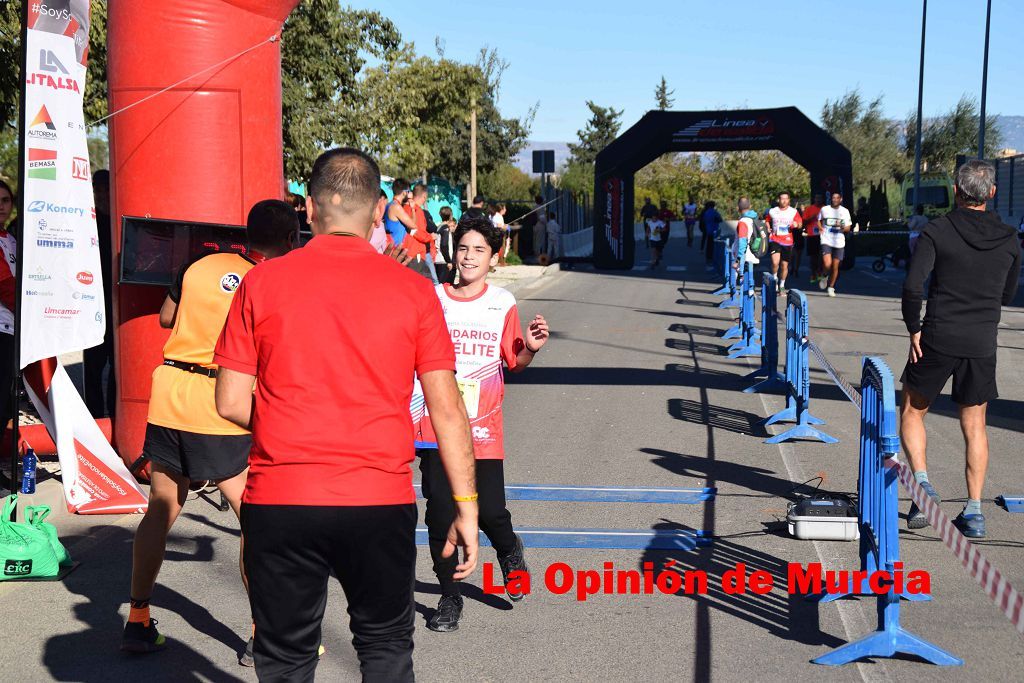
[
  {"left": 802, "top": 194, "right": 824, "bottom": 283},
  {"left": 766, "top": 191, "right": 803, "bottom": 292},
  {"left": 214, "top": 148, "right": 479, "bottom": 682}
]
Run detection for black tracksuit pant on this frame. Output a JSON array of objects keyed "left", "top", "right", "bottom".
[
  {"left": 418, "top": 449, "right": 517, "bottom": 596},
  {"left": 241, "top": 502, "right": 417, "bottom": 683}
]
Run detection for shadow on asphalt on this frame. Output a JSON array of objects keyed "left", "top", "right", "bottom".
[
  {"left": 505, "top": 365, "right": 736, "bottom": 387},
  {"left": 668, "top": 399, "right": 769, "bottom": 438},
  {"left": 643, "top": 447, "right": 821, "bottom": 501},
  {"left": 639, "top": 520, "right": 845, "bottom": 651},
  {"left": 41, "top": 526, "right": 247, "bottom": 682},
  {"left": 665, "top": 338, "right": 729, "bottom": 356},
  {"left": 667, "top": 322, "right": 728, "bottom": 338}
]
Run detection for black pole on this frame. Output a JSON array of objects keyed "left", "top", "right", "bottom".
[
  {"left": 10, "top": 0, "right": 29, "bottom": 519},
  {"left": 912, "top": 0, "right": 927, "bottom": 209},
  {"left": 978, "top": 0, "right": 992, "bottom": 159}
]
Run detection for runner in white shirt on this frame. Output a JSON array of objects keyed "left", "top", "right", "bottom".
[
  {"left": 683, "top": 199, "right": 698, "bottom": 248},
  {"left": 818, "top": 191, "right": 853, "bottom": 297},
  {"left": 648, "top": 217, "right": 667, "bottom": 269}
]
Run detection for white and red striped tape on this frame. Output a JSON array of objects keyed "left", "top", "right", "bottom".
[{"left": 887, "top": 457, "right": 1024, "bottom": 634}]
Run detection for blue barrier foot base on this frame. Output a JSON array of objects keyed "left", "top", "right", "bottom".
[
  {"left": 722, "top": 324, "right": 742, "bottom": 339},
  {"left": 712, "top": 284, "right": 730, "bottom": 296},
  {"left": 744, "top": 373, "right": 786, "bottom": 394},
  {"left": 765, "top": 423, "right": 838, "bottom": 445},
  {"left": 763, "top": 405, "right": 796, "bottom": 426},
  {"left": 719, "top": 296, "right": 740, "bottom": 309},
  {"left": 812, "top": 627, "right": 962, "bottom": 666},
  {"left": 813, "top": 589, "right": 931, "bottom": 604},
  {"left": 727, "top": 344, "right": 761, "bottom": 359},
  {"left": 743, "top": 365, "right": 769, "bottom": 381}
]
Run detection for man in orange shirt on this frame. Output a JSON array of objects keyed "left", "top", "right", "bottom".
[
  {"left": 802, "top": 194, "right": 824, "bottom": 284},
  {"left": 121, "top": 200, "right": 298, "bottom": 657}
]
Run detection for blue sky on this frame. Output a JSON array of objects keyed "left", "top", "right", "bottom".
[{"left": 351, "top": 0, "right": 1021, "bottom": 142}]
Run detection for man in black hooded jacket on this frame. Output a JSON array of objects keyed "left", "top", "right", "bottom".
[{"left": 900, "top": 160, "right": 1021, "bottom": 539}]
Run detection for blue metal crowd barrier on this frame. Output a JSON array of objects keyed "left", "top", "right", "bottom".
[
  {"left": 726, "top": 262, "right": 760, "bottom": 358},
  {"left": 762, "top": 290, "right": 836, "bottom": 444},
  {"left": 714, "top": 239, "right": 741, "bottom": 308},
  {"left": 813, "top": 357, "right": 961, "bottom": 667},
  {"left": 744, "top": 272, "right": 786, "bottom": 393},
  {"left": 712, "top": 238, "right": 732, "bottom": 295}
]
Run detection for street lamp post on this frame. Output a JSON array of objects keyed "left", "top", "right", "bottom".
[
  {"left": 978, "top": 0, "right": 992, "bottom": 159},
  {"left": 912, "top": 0, "right": 927, "bottom": 210}
]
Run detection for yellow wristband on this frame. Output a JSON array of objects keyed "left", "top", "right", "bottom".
[{"left": 452, "top": 493, "right": 479, "bottom": 502}]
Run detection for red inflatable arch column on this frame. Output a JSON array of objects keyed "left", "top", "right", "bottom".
[{"left": 107, "top": 0, "right": 299, "bottom": 467}]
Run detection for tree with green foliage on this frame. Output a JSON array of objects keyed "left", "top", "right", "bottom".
[
  {"left": 820, "top": 89, "right": 908, "bottom": 206},
  {"left": 360, "top": 46, "right": 532, "bottom": 185},
  {"left": 654, "top": 76, "right": 674, "bottom": 111},
  {"left": 478, "top": 162, "right": 538, "bottom": 201},
  {"left": 560, "top": 101, "right": 623, "bottom": 194},
  {"left": 426, "top": 48, "right": 534, "bottom": 187},
  {"left": 904, "top": 95, "right": 1002, "bottom": 174},
  {"left": 567, "top": 101, "right": 623, "bottom": 167},
  {"left": 703, "top": 151, "right": 808, "bottom": 213},
  {"left": 281, "top": 2, "right": 401, "bottom": 181}
]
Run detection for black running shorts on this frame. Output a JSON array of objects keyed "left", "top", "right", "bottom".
[
  {"left": 143, "top": 423, "right": 251, "bottom": 481},
  {"left": 901, "top": 344, "right": 998, "bottom": 407},
  {"left": 806, "top": 235, "right": 821, "bottom": 256},
  {"left": 768, "top": 241, "right": 792, "bottom": 262}
]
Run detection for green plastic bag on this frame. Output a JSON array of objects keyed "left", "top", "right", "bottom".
[
  {"left": 26, "top": 505, "right": 72, "bottom": 568},
  {"left": 0, "top": 495, "right": 60, "bottom": 580}
]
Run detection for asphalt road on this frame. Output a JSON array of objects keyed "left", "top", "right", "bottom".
[{"left": 1, "top": 236, "right": 1022, "bottom": 682}]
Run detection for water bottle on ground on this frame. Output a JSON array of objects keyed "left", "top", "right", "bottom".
[{"left": 20, "top": 448, "right": 37, "bottom": 495}]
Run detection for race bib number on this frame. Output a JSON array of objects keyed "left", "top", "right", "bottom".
[
  {"left": 457, "top": 378, "right": 481, "bottom": 419},
  {"left": 823, "top": 217, "right": 843, "bottom": 233},
  {"left": 776, "top": 224, "right": 790, "bottom": 236}
]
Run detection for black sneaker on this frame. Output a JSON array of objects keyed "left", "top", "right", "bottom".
[
  {"left": 121, "top": 618, "right": 166, "bottom": 653},
  {"left": 498, "top": 534, "right": 529, "bottom": 602},
  {"left": 427, "top": 594, "right": 463, "bottom": 632},
  {"left": 906, "top": 481, "right": 940, "bottom": 529},
  {"left": 239, "top": 636, "right": 254, "bottom": 667},
  {"left": 953, "top": 512, "right": 986, "bottom": 539}
]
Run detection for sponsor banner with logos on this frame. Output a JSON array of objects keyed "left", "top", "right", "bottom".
[
  {"left": 23, "top": 359, "right": 148, "bottom": 514},
  {"left": 19, "top": 1, "right": 104, "bottom": 368}
]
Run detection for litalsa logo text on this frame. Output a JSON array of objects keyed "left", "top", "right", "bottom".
[
  {"left": 26, "top": 49, "right": 79, "bottom": 93},
  {"left": 27, "top": 200, "right": 85, "bottom": 217}
]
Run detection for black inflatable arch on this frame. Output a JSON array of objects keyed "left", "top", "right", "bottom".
[{"left": 593, "top": 107, "right": 853, "bottom": 269}]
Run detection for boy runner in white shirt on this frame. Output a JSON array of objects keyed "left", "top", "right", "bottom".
[
  {"left": 414, "top": 214, "right": 550, "bottom": 632},
  {"left": 818, "top": 191, "right": 853, "bottom": 297}
]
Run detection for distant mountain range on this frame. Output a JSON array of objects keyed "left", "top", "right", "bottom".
[
  {"left": 995, "top": 115, "right": 1024, "bottom": 152},
  {"left": 512, "top": 115, "right": 1024, "bottom": 176}
]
